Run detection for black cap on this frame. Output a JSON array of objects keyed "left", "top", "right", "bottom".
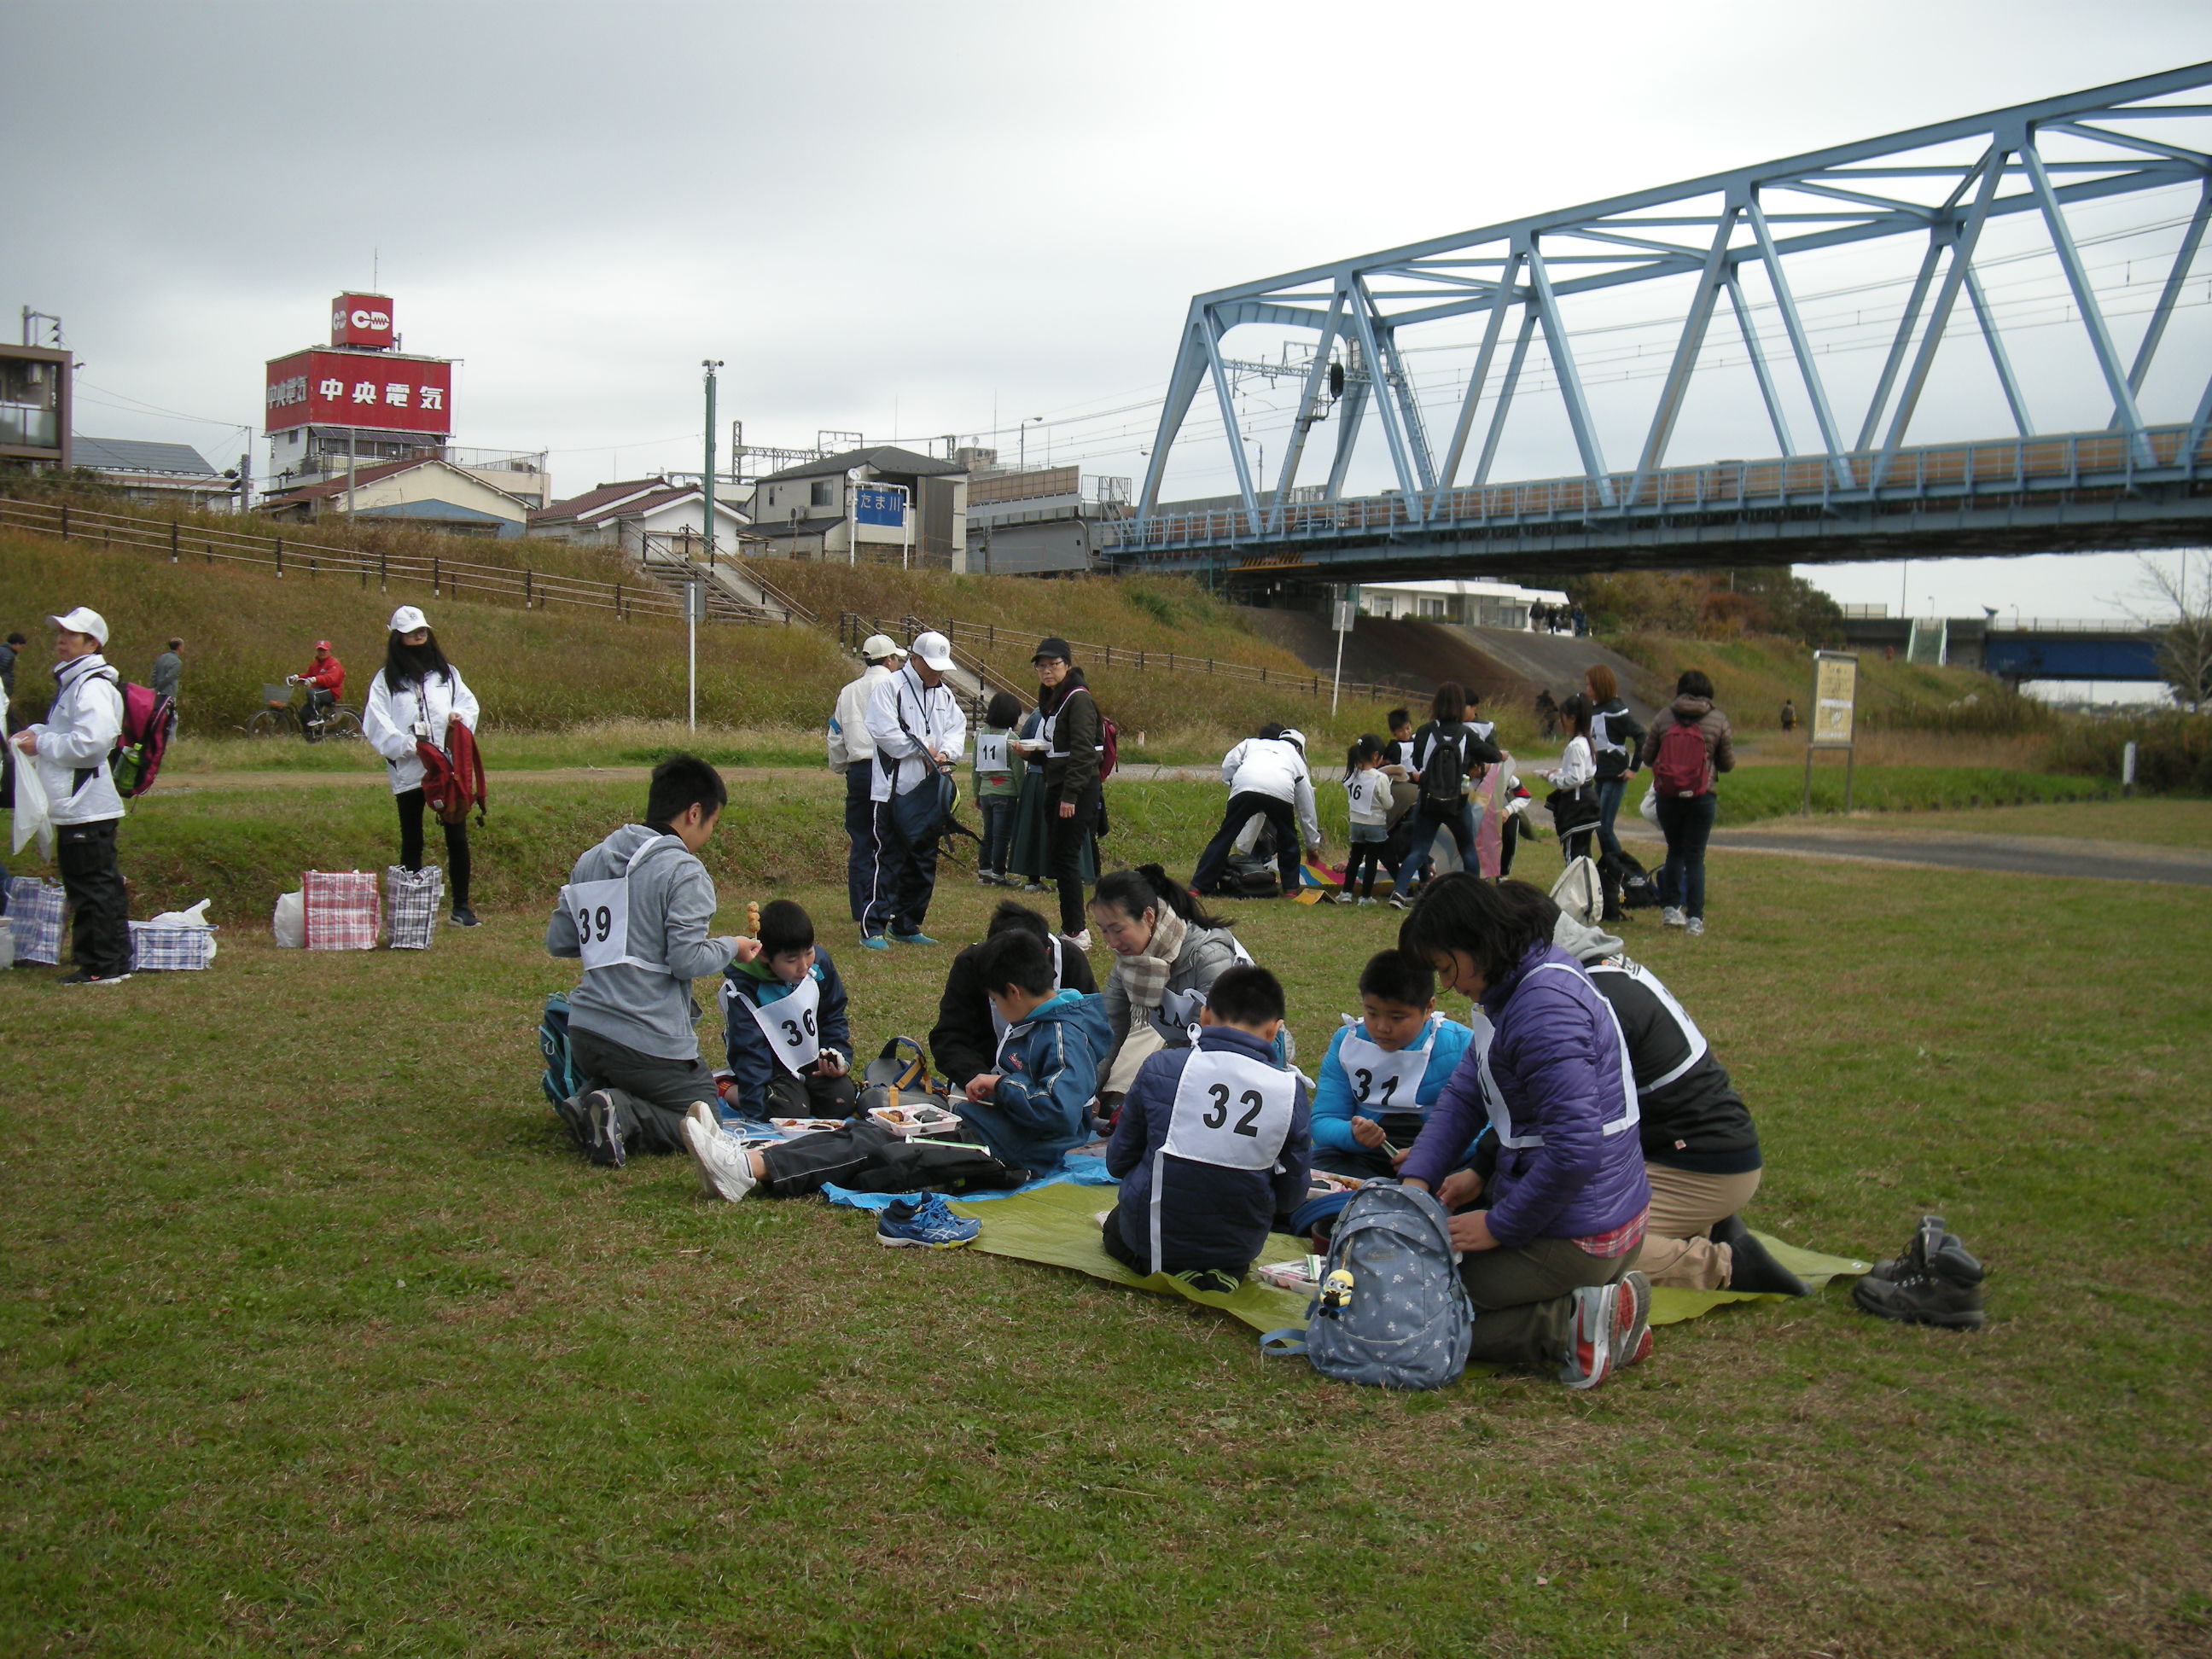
[{"left": 1032, "top": 637, "right": 1072, "bottom": 664}]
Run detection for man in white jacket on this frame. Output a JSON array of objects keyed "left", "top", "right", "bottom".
[
  {"left": 862, "top": 631, "right": 965, "bottom": 948},
  {"left": 1188, "top": 725, "right": 1322, "bottom": 899},
  {"left": 827, "top": 634, "right": 904, "bottom": 934},
  {"left": 10, "top": 607, "right": 132, "bottom": 984}
]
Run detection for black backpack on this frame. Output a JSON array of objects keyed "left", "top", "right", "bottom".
[
  {"left": 1225, "top": 854, "right": 1280, "bottom": 898},
  {"left": 1418, "top": 724, "right": 1469, "bottom": 808}
]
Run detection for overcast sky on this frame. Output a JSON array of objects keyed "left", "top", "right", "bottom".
[{"left": 7, "top": 0, "right": 2209, "bottom": 640}]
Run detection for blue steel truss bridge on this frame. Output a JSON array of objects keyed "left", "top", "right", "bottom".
[{"left": 1112, "top": 65, "right": 2212, "bottom": 585}]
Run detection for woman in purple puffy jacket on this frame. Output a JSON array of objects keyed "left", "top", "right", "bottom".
[{"left": 1397, "top": 876, "right": 1656, "bottom": 1390}]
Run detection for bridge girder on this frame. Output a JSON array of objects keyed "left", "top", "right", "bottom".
[{"left": 1132, "top": 62, "right": 2212, "bottom": 552}]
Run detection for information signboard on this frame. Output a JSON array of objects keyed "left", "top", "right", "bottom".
[
  {"left": 854, "top": 486, "right": 905, "bottom": 527},
  {"left": 1812, "top": 650, "right": 1859, "bottom": 747}
]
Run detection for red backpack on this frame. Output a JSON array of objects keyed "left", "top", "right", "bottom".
[
  {"left": 1653, "top": 718, "right": 1710, "bottom": 799},
  {"left": 93, "top": 670, "right": 176, "bottom": 799},
  {"left": 419, "top": 719, "right": 487, "bottom": 826}
]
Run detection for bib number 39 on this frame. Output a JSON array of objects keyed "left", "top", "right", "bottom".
[
  {"left": 577, "top": 905, "right": 614, "bottom": 944},
  {"left": 1202, "top": 1082, "right": 1266, "bottom": 1137}
]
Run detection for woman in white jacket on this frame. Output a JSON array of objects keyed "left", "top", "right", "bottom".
[{"left": 362, "top": 605, "right": 481, "bottom": 926}]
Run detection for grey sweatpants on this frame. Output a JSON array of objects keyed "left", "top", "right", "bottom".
[{"left": 568, "top": 1026, "right": 719, "bottom": 1157}]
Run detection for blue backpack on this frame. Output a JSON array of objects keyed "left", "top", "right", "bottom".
[
  {"left": 1262, "top": 1182, "right": 1475, "bottom": 1390},
  {"left": 539, "top": 992, "right": 590, "bottom": 1109}
]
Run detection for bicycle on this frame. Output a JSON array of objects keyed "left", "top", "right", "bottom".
[{"left": 247, "top": 679, "right": 363, "bottom": 742}]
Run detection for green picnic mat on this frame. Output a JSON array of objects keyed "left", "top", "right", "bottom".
[{"left": 949, "top": 1183, "right": 1873, "bottom": 1336}]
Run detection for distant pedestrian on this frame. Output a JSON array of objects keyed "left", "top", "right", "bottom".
[
  {"left": 1189, "top": 725, "right": 1320, "bottom": 899},
  {"left": 1389, "top": 683, "right": 1501, "bottom": 906},
  {"left": 1535, "top": 687, "right": 1559, "bottom": 739},
  {"left": 1570, "top": 604, "right": 1588, "bottom": 637},
  {"left": 292, "top": 639, "right": 345, "bottom": 741},
  {"left": 0, "top": 629, "right": 27, "bottom": 806},
  {"left": 827, "top": 633, "right": 905, "bottom": 934},
  {"left": 2, "top": 629, "right": 26, "bottom": 699},
  {"left": 1585, "top": 664, "right": 1644, "bottom": 923},
  {"left": 1638, "top": 668, "right": 1736, "bottom": 938},
  {"left": 862, "top": 631, "right": 966, "bottom": 948},
  {"left": 363, "top": 605, "right": 481, "bottom": 928},
  {"left": 151, "top": 638, "right": 183, "bottom": 706},
  {"left": 1780, "top": 698, "right": 1798, "bottom": 732},
  {"left": 1029, "top": 636, "right": 1103, "bottom": 951},
  {"left": 11, "top": 608, "right": 134, "bottom": 983},
  {"left": 972, "top": 690, "right": 1023, "bottom": 887}
]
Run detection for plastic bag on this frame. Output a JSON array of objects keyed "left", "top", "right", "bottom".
[
  {"left": 10, "top": 746, "right": 52, "bottom": 859},
  {"left": 145, "top": 899, "right": 218, "bottom": 962},
  {"left": 1638, "top": 781, "right": 1659, "bottom": 824},
  {"left": 273, "top": 890, "right": 305, "bottom": 949}
]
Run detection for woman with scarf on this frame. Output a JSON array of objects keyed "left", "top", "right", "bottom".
[
  {"left": 1088, "top": 864, "right": 1254, "bottom": 1106},
  {"left": 1016, "top": 637, "right": 1103, "bottom": 950},
  {"left": 363, "top": 604, "right": 481, "bottom": 927}
]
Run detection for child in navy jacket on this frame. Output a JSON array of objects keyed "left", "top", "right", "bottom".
[
  {"left": 720, "top": 900, "right": 857, "bottom": 1121},
  {"left": 1103, "top": 965, "right": 1313, "bottom": 1287}
]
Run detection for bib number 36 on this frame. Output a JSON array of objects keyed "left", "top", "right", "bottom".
[{"left": 780, "top": 1009, "right": 818, "bottom": 1046}]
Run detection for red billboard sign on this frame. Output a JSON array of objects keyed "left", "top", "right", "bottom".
[
  {"left": 265, "top": 349, "right": 454, "bottom": 435},
  {"left": 330, "top": 293, "right": 395, "bottom": 349}
]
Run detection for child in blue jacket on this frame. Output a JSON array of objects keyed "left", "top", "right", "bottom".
[
  {"left": 1103, "top": 965, "right": 1313, "bottom": 1288},
  {"left": 1311, "top": 949, "right": 1477, "bottom": 1179},
  {"left": 958, "top": 927, "right": 1113, "bottom": 1173},
  {"left": 719, "top": 899, "right": 857, "bottom": 1121}
]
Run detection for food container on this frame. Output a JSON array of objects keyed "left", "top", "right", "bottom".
[{"left": 866, "top": 1102, "right": 965, "bottom": 1139}]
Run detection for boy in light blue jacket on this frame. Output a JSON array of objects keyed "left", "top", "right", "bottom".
[
  {"left": 1310, "top": 949, "right": 1478, "bottom": 1179},
  {"left": 958, "top": 928, "right": 1113, "bottom": 1173}
]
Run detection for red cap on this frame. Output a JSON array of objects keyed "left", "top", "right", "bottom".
[{"left": 315, "top": 640, "right": 332, "bottom": 650}]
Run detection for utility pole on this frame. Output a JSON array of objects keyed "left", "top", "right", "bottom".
[{"left": 701, "top": 360, "right": 724, "bottom": 564}]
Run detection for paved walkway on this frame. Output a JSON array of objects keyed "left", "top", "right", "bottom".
[{"left": 1615, "top": 818, "right": 2212, "bottom": 888}]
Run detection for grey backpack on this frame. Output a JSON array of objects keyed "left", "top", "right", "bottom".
[{"left": 1260, "top": 1182, "right": 1474, "bottom": 1390}]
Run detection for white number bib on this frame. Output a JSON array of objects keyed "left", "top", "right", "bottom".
[
  {"left": 739, "top": 972, "right": 822, "bottom": 1074},
  {"left": 976, "top": 731, "right": 1010, "bottom": 772},
  {"left": 1469, "top": 963, "right": 1639, "bottom": 1150},
  {"left": 559, "top": 839, "right": 672, "bottom": 974},
  {"left": 1336, "top": 1013, "right": 1436, "bottom": 1116},
  {"left": 1164, "top": 1047, "right": 1296, "bottom": 1172}
]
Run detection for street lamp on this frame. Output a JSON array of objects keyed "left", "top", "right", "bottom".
[{"left": 1020, "top": 416, "right": 1043, "bottom": 471}]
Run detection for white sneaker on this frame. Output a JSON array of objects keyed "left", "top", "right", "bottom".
[
  {"left": 1355, "top": 895, "right": 1377, "bottom": 907},
  {"left": 1685, "top": 917, "right": 1706, "bottom": 937},
  {"left": 682, "top": 1103, "right": 722, "bottom": 1197},
  {"left": 681, "top": 1114, "right": 758, "bottom": 1203},
  {"left": 1662, "top": 907, "right": 1686, "bottom": 928},
  {"left": 1061, "top": 929, "right": 1092, "bottom": 952}
]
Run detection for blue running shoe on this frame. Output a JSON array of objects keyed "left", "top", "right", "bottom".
[
  {"left": 859, "top": 933, "right": 891, "bottom": 952},
  {"left": 876, "top": 1194, "right": 980, "bottom": 1249},
  {"left": 891, "top": 931, "right": 941, "bottom": 946}
]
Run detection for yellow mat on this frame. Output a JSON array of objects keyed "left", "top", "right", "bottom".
[{"left": 949, "top": 1183, "right": 1872, "bottom": 1335}]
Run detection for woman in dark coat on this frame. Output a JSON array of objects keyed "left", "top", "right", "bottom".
[{"left": 1022, "top": 636, "right": 1103, "bottom": 947}]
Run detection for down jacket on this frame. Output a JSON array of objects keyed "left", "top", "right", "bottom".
[
  {"left": 1400, "top": 940, "right": 1650, "bottom": 1249},
  {"left": 956, "top": 988, "right": 1113, "bottom": 1175},
  {"left": 930, "top": 934, "right": 1099, "bottom": 1088},
  {"left": 1106, "top": 1025, "right": 1313, "bottom": 1276}
]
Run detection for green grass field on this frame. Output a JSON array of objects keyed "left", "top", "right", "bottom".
[{"left": 3, "top": 787, "right": 2208, "bottom": 1656}]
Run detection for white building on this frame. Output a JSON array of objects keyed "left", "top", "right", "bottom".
[
  {"left": 259, "top": 456, "right": 535, "bottom": 538},
  {"left": 1357, "top": 578, "right": 1570, "bottom": 630},
  {"left": 73, "top": 437, "right": 240, "bottom": 509},
  {"left": 531, "top": 476, "right": 749, "bottom": 556},
  {"left": 748, "top": 446, "right": 968, "bottom": 569}
]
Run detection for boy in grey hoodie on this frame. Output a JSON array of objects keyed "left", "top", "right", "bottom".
[{"left": 548, "top": 755, "right": 750, "bottom": 1166}]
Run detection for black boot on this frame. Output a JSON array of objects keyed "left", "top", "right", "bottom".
[
  {"left": 1866, "top": 1214, "right": 1947, "bottom": 1283},
  {"left": 1853, "top": 1233, "right": 1986, "bottom": 1330},
  {"left": 1712, "top": 1214, "right": 1808, "bottom": 1295}
]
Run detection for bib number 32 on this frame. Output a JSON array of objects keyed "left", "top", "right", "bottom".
[{"left": 1202, "top": 1082, "right": 1266, "bottom": 1137}]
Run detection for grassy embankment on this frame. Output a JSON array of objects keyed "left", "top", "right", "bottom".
[{"left": 3, "top": 797, "right": 2208, "bottom": 1656}]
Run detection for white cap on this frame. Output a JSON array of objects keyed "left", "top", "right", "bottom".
[
  {"left": 387, "top": 604, "right": 428, "bottom": 634},
  {"left": 909, "top": 631, "right": 956, "bottom": 672},
  {"left": 47, "top": 606, "right": 109, "bottom": 647},
  {"left": 1278, "top": 727, "right": 1307, "bottom": 750},
  {"left": 861, "top": 632, "right": 904, "bottom": 661}
]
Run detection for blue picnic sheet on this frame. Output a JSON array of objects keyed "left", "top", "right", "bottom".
[{"left": 821, "top": 1152, "right": 1116, "bottom": 1211}]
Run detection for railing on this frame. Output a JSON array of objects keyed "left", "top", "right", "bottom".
[
  {"left": 2, "top": 495, "right": 689, "bottom": 624},
  {"left": 834, "top": 609, "right": 1407, "bottom": 708},
  {"left": 1110, "top": 422, "right": 2212, "bottom": 553}
]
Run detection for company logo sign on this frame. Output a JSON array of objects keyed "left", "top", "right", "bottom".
[
  {"left": 263, "top": 348, "right": 453, "bottom": 435},
  {"left": 330, "top": 293, "right": 396, "bottom": 350}
]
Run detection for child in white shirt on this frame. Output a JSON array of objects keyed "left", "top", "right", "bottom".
[{"left": 1342, "top": 736, "right": 1391, "bottom": 904}]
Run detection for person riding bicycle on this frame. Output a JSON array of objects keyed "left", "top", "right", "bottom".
[{"left": 288, "top": 641, "right": 345, "bottom": 740}]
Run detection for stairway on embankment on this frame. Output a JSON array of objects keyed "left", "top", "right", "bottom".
[{"left": 1237, "top": 608, "right": 1653, "bottom": 719}]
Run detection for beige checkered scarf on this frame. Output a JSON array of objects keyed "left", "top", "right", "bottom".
[{"left": 1115, "top": 905, "right": 1187, "bottom": 1019}]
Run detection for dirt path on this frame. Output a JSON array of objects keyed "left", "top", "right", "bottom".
[{"left": 1616, "top": 817, "right": 2212, "bottom": 888}]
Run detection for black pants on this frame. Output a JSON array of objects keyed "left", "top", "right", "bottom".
[
  {"left": 1098, "top": 1202, "right": 1249, "bottom": 1287},
  {"left": 56, "top": 819, "right": 131, "bottom": 978},
  {"left": 396, "top": 787, "right": 470, "bottom": 907},
  {"left": 763, "top": 1068, "right": 860, "bottom": 1120},
  {"left": 565, "top": 1027, "right": 715, "bottom": 1156},
  {"left": 756, "top": 1119, "right": 905, "bottom": 1198},
  {"left": 1045, "top": 781, "right": 1099, "bottom": 935},
  {"left": 1344, "top": 834, "right": 1387, "bottom": 897},
  {"left": 1190, "top": 790, "right": 1300, "bottom": 897}
]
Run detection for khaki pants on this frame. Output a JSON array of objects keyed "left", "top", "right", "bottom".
[
  {"left": 1639, "top": 1164, "right": 1763, "bottom": 1289},
  {"left": 1103, "top": 1022, "right": 1165, "bottom": 1099}
]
